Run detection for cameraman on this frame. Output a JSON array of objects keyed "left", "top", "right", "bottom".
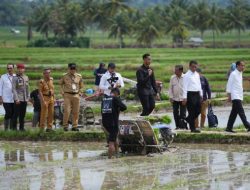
[{"left": 99, "top": 63, "right": 124, "bottom": 96}]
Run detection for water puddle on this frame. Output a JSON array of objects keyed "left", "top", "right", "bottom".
[{"left": 0, "top": 142, "right": 250, "bottom": 189}]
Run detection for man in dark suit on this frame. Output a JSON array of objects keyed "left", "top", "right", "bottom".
[{"left": 136, "top": 53, "right": 159, "bottom": 116}]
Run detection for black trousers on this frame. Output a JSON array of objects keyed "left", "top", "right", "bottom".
[
  {"left": 173, "top": 101, "right": 186, "bottom": 129},
  {"left": 138, "top": 94, "right": 155, "bottom": 116},
  {"left": 186, "top": 92, "right": 201, "bottom": 131},
  {"left": 227, "top": 100, "right": 250, "bottom": 130},
  {"left": 11, "top": 102, "right": 27, "bottom": 130},
  {"left": 3, "top": 103, "right": 14, "bottom": 120}
]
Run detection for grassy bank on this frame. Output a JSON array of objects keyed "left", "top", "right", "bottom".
[
  {"left": 0, "top": 129, "right": 105, "bottom": 141},
  {"left": 1, "top": 128, "right": 250, "bottom": 145},
  {"left": 174, "top": 132, "right": 250, "bottom": 144}
]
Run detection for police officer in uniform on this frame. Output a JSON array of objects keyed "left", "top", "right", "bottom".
[
  {"left": 59, "top": 63, "right": 84, "bottom": 131},
  {"left": 39, "top": 68, "right": 55, "bottom": 132},
  {"left": 11, "top": 63, "right": 29, "bottom": 131}
]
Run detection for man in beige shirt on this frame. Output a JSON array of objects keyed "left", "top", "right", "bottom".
[
  {"left": 59, "top": 63, "right": 84, "bottom": 131},
  {"left": 169, "top": 65, "right": 187, "bottom": 129}
]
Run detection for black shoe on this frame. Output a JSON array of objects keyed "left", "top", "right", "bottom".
[
  {"left": 191, "top": 129, "right": 201, "bottom": 133},
  {"left": 225, "top": 129, "right": 236, "bottom": 133},
  {"left": 64, "top": 128, "right": 68, "bottom": 132},
  {"left": 71, "top": 128, "right": 79, "bottom": 132},
  {"left": 46, "top": 128, "right": 54, "bottom": 132}
]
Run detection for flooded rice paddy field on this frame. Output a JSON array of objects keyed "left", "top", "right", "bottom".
[{"left": 0, "top": 142, "right": 250, "bottom": 190}]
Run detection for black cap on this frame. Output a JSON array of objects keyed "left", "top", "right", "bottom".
[
  {"left": 68, "top": 63, "right": 76, "bottom": 69},
  {"left": 108, "top": 63, "right": 116, "bottom": 69},
  {"left": 111, "top": 88, "right": 120, "bottom": 95}
]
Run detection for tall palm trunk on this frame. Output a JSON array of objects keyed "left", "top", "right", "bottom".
[
  {"left": 200, "top": 31, "right": 204, "bottom": 39},
  {"left": 212, "top": 29, "right": 215, "bottom": 48},
  {"left": 237, "top": 28, "right": 241, "bottom": 48},
  {"left": 27, "top": 24, "right": 32, "bottom": 41}
]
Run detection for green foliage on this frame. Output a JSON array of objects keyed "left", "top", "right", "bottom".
[
  {"left": 144, "top": 115, "right": 172, "bottom": 124},
  {"left": 27, "top": 37, "right": 90, "bottom": 48},
  {"left": 160, "top": 93, "right": 169, "bottom": 101}
]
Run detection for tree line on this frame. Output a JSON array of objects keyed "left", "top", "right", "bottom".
[{"left": 2, "top": 0, "right": 250, "bottom": 48}]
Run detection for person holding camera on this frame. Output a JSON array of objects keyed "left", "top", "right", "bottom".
[
  {"left": 39, "top": 68, "right": 55, "bottom": 132},
  {"left": 99, "top": 63, "right": 124, "bottom": 96},
  {"left": 136, "top": 53, "right": 159, "bottom": 116}
]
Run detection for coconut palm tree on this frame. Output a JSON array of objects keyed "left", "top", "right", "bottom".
[
  {"left": 108, "top": 12, "right": 132, "bottom": 48},
  {"left": 33, "top": 3, "right": 51, "bottom": 39},
  {"left": 207, "top": 3, "right": 223, "bottom": 48},
  {"left": 63, "top": 3, "right": 85, "bottom": 38},
  {"left": 163, "top": 5, "right": 190, "bottom": 47},
  {"left": 102, "top": 0, "right": 131, "bottom": 17},
  {"left": 189, "top": 0, "right": 210, "bottom": 39},
  {"left": 135, "top": 15, "right": 161, "bottom": 48},
  {"left": 225, "top": 0, "right": 249, "bottom": 48}
]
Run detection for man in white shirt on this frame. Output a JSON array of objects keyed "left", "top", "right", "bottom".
[
  {"left": 99, "top": 63, "right": 124, "bottom": 96},
  {"left": 0, "top": 64, "right": 16, "bottom": 130},
  {"left": 226, "top": 61, "right": 250, "bottom": 133},
  {"left": 169, "top": 65, "right": 187, "bottom": 129},
  {"left": 183, "top": 60, "right": 203, "bottom": 133}
]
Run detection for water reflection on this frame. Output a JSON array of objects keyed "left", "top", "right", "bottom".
[{"left": 0, "top": 143, "right": 250, "bottom": 189}]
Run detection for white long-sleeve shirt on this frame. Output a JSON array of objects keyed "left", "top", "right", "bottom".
[
  {"left": 0, "top": 73, "right": 16, "bottom": 103},
  {"left": 99, "top": 71, "right": 124, "bottom": 96},
  {"left": 226, "top": 69, "right": 243, "bottom": 100},
  {"left": 183, "top": 70, "right": 203, "bottom": 99}
]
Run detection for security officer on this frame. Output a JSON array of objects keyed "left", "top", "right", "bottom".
[
  {"left": 39, "top": 68, "right": 55, "bottom": 132},
  {"left": 11, "top": 63, "right": 29, "bottom": 131},
  {"left": 59, "top": 63, "right": 83, "bottom": 131}
]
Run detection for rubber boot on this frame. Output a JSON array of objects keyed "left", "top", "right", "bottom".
[{"left": 4, "top": 119, "right": 10, "bottom": 131}]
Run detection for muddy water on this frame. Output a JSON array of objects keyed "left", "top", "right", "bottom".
[{"left": 1, "top": 142, "right": 250, "bottom": 190}]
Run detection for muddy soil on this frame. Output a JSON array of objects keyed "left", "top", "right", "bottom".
[{"left": 1, "top": 142, "right": 250, "bottom": 190}]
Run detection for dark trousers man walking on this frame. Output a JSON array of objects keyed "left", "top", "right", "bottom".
[
  {"left": 226, "top": 61, "right": 250, "bottom": 133},
  {"left": 227, "top": 100, "right": 250, "bottom": 131},
  {"left": 11, "top": 102, "right": 27, "bottom": 130},
  {"left": 3, "top": 103, "right": 14, "bottom": 130},
  {"left": 182, "top": 60, "right": 202, "bottom": 133},
  {"left": 173, "top": 101, "right": 186, "bottom": 129},
  {"left": 138, "top": 94, "right": 155, "bottom": 116},
  {"left": 186, "top": 92, "right": 201, "bottom": 131}
]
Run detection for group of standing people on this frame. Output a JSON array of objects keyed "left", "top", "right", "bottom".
[
  {"left": 0, "top": 63, "right": 84, "bottom": 132},
  {"left": 168, "top": 60, "right": 250, "bottom": 133},
  {"left": 0, "top": 64, "right": 29, "bottom": 131},
  {"left": 0, "top": 55, "right": 249, "bottom": 143}
]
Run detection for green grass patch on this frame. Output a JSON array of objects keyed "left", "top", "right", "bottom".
[{"left": 0, "top": 129, "right": 106, "bottom": 141}]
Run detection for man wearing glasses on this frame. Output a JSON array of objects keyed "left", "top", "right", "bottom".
[
  {"left": 39, "top": 68, "right": 55, "bottom": 132},
  {"left": 182, "top": 60, "right": 203, "bottom": 133},
  {"left": 0, "top": 64, "right": 16, "bottom": 130},
  {"left": 59, "top": 63, "right": 84, "bottom": 131}
]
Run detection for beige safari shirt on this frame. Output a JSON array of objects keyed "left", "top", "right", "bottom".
[
  {"left": 169, "top": 74, "right": 184, "bottom": 102},
  {"left": 39, "top": 77, "right": 54, "bottom": 100},
  {"left": 59, "top": 73, "right": 83, "bottom": 94}
]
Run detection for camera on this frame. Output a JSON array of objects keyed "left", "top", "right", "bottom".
[{"left": 107, "top": 73, "right": 119, "bottom": 88}]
